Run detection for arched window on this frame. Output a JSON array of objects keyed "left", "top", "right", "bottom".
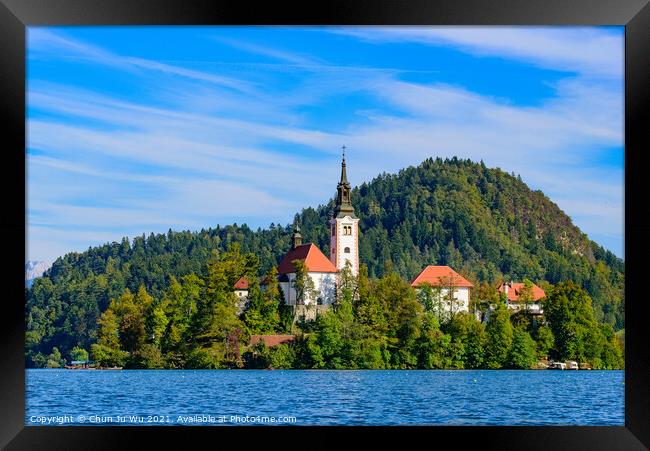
[{"left": 344, "top": 247, "right": 350, "bottom": 253}]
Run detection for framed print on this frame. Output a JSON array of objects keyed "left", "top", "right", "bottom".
[{"left": 1, "top": 0, "right": 649, "bottom": 449}]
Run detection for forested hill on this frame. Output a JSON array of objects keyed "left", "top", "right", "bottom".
[{"left": 27, "top": 157, "right": 624, "bottom": 359}]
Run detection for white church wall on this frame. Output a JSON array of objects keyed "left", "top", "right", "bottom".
[
  {"left": 279, "top": 272, "right": 337, "bottom": 306},
  {"left": 313, "top": 272, "right": 337, "bottom": 305}
]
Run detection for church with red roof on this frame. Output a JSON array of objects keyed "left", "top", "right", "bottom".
[
  {"left": 277, "top": 242, "right": 338, "bottom": 276},
  {"left": 276, "top": 151, "right": 359, "bottom": 307}
]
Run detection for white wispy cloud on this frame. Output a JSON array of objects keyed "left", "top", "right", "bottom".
[
  {"left": 331, "top": 26, "right": 623, "bottom": 78},
  {"left": 342, "top": 76, "right": 623, "bottom": 253},
  {"left": 26, "top": 27, "right": 624, "bottom": 261},
  {"left": 28, "top": 82, "right": 345, "bottom": 156},
  {"left": 28, "top": 28, "right": 255, "bottom": 92},
  {"left": 214, "top": 37, "right": 324, "bottom": 66},
  {"left": 353, "top": 77, "right": 622, "bottom": 157}
]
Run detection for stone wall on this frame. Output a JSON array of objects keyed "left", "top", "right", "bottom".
[{"left": 293, "top": 304, "right": 331, "bottom": 322}]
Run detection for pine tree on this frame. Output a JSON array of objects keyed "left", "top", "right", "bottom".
[
  {"left": 484, "top": 299, "right": 513, "bottom": 368},
  {"left": 508, "top": 327, "right": 537, "bottom": 369}
]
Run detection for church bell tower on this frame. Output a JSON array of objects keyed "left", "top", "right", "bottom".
[{"left": 329, "top": 146, "right": 360, "bottom": 276}]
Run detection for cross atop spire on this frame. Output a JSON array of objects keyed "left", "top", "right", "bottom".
[
  {"left": 339, "top": 146, "right": 349, "bottom": 186},
  {"left": 333, "top": 146, "right": 356, "bottom": 218}
]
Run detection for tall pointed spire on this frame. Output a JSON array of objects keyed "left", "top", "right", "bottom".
[
  {"left": 333, "top": 145, "right": 356, "bottom": 218},
  {"left": 329, "top": 145, "right": 360, "bottom": 278}
]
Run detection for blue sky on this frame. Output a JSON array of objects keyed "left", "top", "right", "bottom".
[{"left": 26, "top": 26, "right": 624, "bottom": 263}]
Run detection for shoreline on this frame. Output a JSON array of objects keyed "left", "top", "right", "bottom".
[{"left": 26, "top": 367, "right": 621, "bottom": 371}]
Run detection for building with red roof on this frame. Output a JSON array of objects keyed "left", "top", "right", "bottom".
[
  {"left": 234, "top": 276, "right": 249, "bottom": 290},
  {"left": 411, "top": 265, "right": 474, "bottom": 288},
  {"left": 233, "top": 276, "right": 250, "bottom": 315},
  {"left": 498, "top": 281, "right": 546, "bottom": 315},
  {"left": 411, "top": 265, "right": 475, "bottom": 320}
]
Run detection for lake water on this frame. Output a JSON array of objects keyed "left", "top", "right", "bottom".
[{"left": 25, "top": 369, "right": 624, "bottom": 426}]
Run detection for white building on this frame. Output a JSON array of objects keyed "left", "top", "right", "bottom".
[{"left": 411, "top": 265, "right": 474, "bottom": 319}]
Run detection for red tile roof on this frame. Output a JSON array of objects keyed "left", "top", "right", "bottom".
[
  {"left": 498, "top": 282, "right": 545, "bottom": 302},
  {"left": 234, "top": 276, "right": 249, "bottom": 290},
  {"left": 249, "top": 335, "right": 295, "bottom": 348},
  {"left": 411, "top": 265, "right": 474, "bottom": 288},
  {"left": 277, "top": 243, "right": 338, "bottom": 274}
]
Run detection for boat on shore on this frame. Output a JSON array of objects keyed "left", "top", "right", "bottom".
[
  {"left": 547, "top": 360, "right": 586, "bottom": 370},
  {"left": 547, "top": 361, "right": 567, "bottom": 370},
  {"left": 64, "top": 364, "right": 123, "bottom": 369},
  {"left": 64, "top": 360, "right": 92, "bottom": 369}
]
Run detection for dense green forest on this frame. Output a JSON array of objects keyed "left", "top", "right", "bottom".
[
  {"left": 25, "top": 157, "right": 624, "bottom": 368},
  {"left": 29, "top": 245, "right": 623, "bottom": 370}
]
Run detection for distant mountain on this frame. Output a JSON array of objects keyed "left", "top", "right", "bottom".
[
  {"left": 25, "top": 261, "right": 51, "bottom": 288},
  {"left": 25, "top": 157, "right": 624, "bottom": 360}
]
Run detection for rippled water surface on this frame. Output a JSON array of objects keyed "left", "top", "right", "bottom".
[{"left": 26, "top": 369, "right": 624, "bottom": 425}]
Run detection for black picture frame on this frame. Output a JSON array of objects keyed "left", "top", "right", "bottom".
[{"left": 1, "top": 0, "right": 648, "bottom": 449}]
